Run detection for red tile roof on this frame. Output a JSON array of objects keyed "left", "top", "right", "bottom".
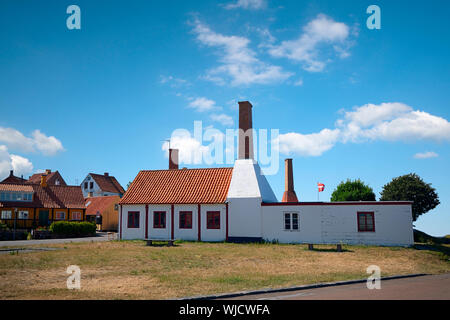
[
  {"left": 90, "top": 173, "right": 125, "bottom": 195},
  {"left": 85, "top": 196, "right": 120, "bottom": 215},
  {"left": 120, "top": 168, "right": 233, "bottom": 205},
  {"left": 0, "top": 175, "right": 27, "bottom": 184},
  {"left": 27, "top": 171, "right": 67, "bottom": 186},
  {"left": 0, "top": 184, "right": 85, "bottom": 209}
]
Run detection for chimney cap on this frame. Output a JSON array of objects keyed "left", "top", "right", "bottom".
[
  {"left": 45, "top": 169, "right": 51, "bottom": 174},
  {"left": 104, "top": 172, "right": 109, "bottom": 176},
  {"left": 9, "top": 170, "right": 13, "bottom": 176}
]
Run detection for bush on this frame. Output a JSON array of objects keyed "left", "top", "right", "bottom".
[
  {"left": 50, "top": 221, "right": 96, "bottom": 237},
  {"left": 331, "top": 179, "right": 376, "bottom": 202}
]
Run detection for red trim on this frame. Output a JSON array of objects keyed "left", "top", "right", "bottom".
[
  {"left": 153, "top": 211, "right": 166, "bottom": 228},
  {"left": 119, "top": 205, "right": 122, "bottom": 240},
  {"left": 198, "top": 204, "right": 201, "bottom": 241},
  {"left": 179, "top": 211, "right": 193, "bottom": 229},
  {"left": 145, "top": 204, "right": 149, "bottom": 238},
  {"left": 171, "top": 204, "right": 174, "bottom": 240},
  {"left": 226, "top": 203, "right": 229, "bottom": 241},
  {"left": 357, "top": 212, "right": 375, "bottom": 232},
  {"left": 262, "top": 201, "right": 412, "bottom": 206},
  {"left": 206, "top": 211, "right": 220, "bottom": 229},
  {"left": 127, "top": 211, "right": 140, "bottom": 228}
]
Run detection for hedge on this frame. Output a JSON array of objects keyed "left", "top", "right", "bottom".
[{"left": 50, "top": 221, "right": 96, "bottom": 237}]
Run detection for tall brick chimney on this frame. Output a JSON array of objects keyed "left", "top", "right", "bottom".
[
  {"left": 40, "top": 174, "right": 48, "bottom": 188},
  {"left": 282, "top": 159, "right": 298, "bottom": 202},
  {"left": 238, "top": 101, "right": 254, "bottom": 160},
  {"left": 104, "top": 172, "right": 109, "bottom": 177},
  {"left": 169, "top": 148, "right": 179, "bottom": 170}
]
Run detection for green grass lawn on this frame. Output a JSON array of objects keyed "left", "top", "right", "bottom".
[{"left": 0, "top": 240, "right": 449, "bottom": 300}]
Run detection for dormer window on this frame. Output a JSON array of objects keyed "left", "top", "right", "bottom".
[{"left": 0, "top": 191, "right": 34, "bottom": 202}]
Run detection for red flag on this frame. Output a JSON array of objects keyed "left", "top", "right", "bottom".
[{"left": 318, "top": 183, "right": 325, "bottom": 192}]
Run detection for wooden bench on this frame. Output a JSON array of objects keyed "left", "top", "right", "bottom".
[
  {"left": 145, "top": 239, "right": 175, "bottom": 247},
  {"left": 307, "top": 243, "right": 343, "bottom": 252}
]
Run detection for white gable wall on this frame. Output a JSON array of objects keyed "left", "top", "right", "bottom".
[{"left": 227, "top": 159, "right": 277, "bottom": 238}]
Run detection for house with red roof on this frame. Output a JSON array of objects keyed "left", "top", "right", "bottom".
[
  {"left": 119, "top": 101, "right": 414, "bottom": 246},
  {"left": 0, "top": 175, "right": 86, "bottom": 229},
  {"left": 80, "top": 173, "right": 125, "bottom": 198},
  {"left": 27, "top": 169, "right": 67, "bottom": 186},
  {"left": 85, "top": 195, "right": 120, "bottom": 231},
  {"left": 0, "top": 170, "right": 27, "bottom": 184}
]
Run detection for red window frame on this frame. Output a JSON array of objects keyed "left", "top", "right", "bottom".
[
  {"left": 153, "top": 211, "right": 166, "bottom": 229},
  {"left": 179, "top": 211, "right": 193, "bottom": 229},
  {"left": 357, "top": 212, "right": 375, "bottom": 232},
  {"left": 127, "top": 211, "right": 140, "bottom": 228},
  {"left": 207, "top": 211, "right": 220, "bottom": 229}
]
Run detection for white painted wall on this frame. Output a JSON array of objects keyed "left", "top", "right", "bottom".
[
  {"left": 120, "top": 203, "right": 226, "bottom": 241},
  {"left": 81, "top": 174, "right": 122, "bottom": 197},
  {"left": 120, "top": 204, "right": 145, "bottom": 240},
  {"left": 262, "top": 204, "right": 414, "bottom": 246},
  {"left": 227, "top": 198, "right": 262, "bottom": 238}
]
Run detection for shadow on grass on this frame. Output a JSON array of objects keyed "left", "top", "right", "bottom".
[
  {"left": 414, "top": 243, "right": 450, "bottom": 259},
  {"left": 308, "top": 247, "right": 353, "bottom": 253}
]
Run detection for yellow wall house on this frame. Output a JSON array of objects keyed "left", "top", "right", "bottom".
[
  {"left": 0, "top": 175, "right": 86, "bottom": 229},
  {"left": 85, "top": 195, "right": 120, "bottom": 231}
]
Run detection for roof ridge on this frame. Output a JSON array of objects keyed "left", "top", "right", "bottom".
[{"left": 139, "top": 167, "right": 233, "bottom": 172}]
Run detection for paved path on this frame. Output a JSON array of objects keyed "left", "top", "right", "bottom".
[
  {"left": 0, "top": 232, "right": 116, "bottom": 247},
  {"left": 225, "top": 274, "right": 450, "bottom": 300}
]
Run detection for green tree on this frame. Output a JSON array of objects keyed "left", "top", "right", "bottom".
[
  {"left": 380, "top": 173, "right": 439, "bottom": 221},
  {"left": 331, "top": 179, "right": 376, "bottom": 202}
]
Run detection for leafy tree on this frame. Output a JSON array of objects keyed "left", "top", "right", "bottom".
[
  {"left": 380, "top": 173, "right": 439, "bottom": 221},
  {"left": 331, "top": 179, "right": 376, "bottom": 202}
]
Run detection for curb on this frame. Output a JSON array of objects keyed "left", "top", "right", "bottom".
[{"left": 180, "top": 273, "right": 428, "bottom": 300}]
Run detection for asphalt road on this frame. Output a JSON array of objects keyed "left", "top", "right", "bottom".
[
  {"left": 225, "top": 274, "right": 450, "bottom": 300},
  {"left": 0, "top": 232, "right": 116, "bottom": 247}
]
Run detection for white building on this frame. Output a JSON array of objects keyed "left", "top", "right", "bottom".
[
  {"left": 80, "top": 172, "right": 125, "bottom": 198},
  {"left": 119, "top": 101, "right": 414, "bottom": 246}
]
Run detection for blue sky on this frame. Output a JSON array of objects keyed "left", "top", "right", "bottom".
[{"left": 0, "top": 0, "right": 449, "bottom": 236}]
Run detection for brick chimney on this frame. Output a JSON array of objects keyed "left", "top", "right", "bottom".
[
  {"left": 282, "top": 159, "right": 298, "bottom": 202},
  {"left": 169, "top": 148, "right": 179, "bottom": 170},
  {"left": 104, "top": 172, "right": 109, "bottom": 177},
  {"left": 9, "top": 170, "right": 13, "bottom": 177},
  {"left": 40, "top": 174, "right": 48, "bottom": 188},
  {"left": 238, "top": 101, "right": 254, "bottom": 160},
  {"left": 45, "top": 169, "right": 51, "bottom": 175}
]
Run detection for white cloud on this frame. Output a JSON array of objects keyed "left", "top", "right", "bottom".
[
  {"left": 210, "top": 113, "right": 234, "bottom": 126},
  {"left": 159, "top": 75, "right": 189, "bottom": 87},
  {"left": 225, "top": 0, "right": 266, "bottom": 10},
  {"left": 162, "top": 129, "right": 211, "bottom": 165},
  {"left": 268, "top": 14, "right": 352, "bottom": 72},
  {"left": 414, "top": 151, "right": 438, "bottom": 159},
  {"left": 278, "top": 129, "right": 341, "bottom": 157},
  {"left": 0, "top": 127, "right": 64, "bottom": 156},
  {"left": 0, "top": 145, "right": 33, "bottom": 180},
  {"left": 188, "top": 97, "right": 220, "bottom": 112},
  {"left": 192, "top": 19, "right": 292, "bottom": 86},
  {"left": 278, "top": 102, "right": 450, "bottom": 157},
  {"left": 293, "top": 78, "right": 303, "bottom": 86}
]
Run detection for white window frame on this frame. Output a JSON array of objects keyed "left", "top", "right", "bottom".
[
  {"left": 55, "top": 211, "right": 66, "bottom": 220},
  {"left": 1, "top": 210, "right": 12, "bottom": 219},
  {"left": 18, "top": 210, "right": 29, "bottom": 219},
  {"left": 72, "top": 211, "right": 82, "bottom": 220},
  {"left": 283, "top": 212, "right": 299, "bottom": 231}
]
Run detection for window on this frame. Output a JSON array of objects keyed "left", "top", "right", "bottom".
[
  {"left": 1, "top": 210, "right": 12, "bottom": 219},
  {"left": 207, "top": 211, "right": 220, "bottom": 229},
  {"left": 84, "top": 182, "right": 88, "bottom": 189},
  {"left": 114, "top": 204, "right": 119, "bottom": 211},
  {"left": 18, "top": 211, "right": 29, "bottom": 219},
  {"left": 179, "top": 211, "right": 192, "bottom": 229},
  {"left": 71, "top": 212, "right": 82, "bottom": 221},
  {"left": 284, "top": 213, "right": 299, "bottom": 231},
  {"left": 55, "top": 211, "right": 66, "bottom": 220},
  {"left": 153, "top": 211, "right": 166, "bottom": 228},
  {"left": 128, "top": 211, "right": 140, "bottom": 228},
  {"left": 358, "top": 212, "right": 375, "bottom": 232},
  {"left": 89, "top": 182, "right": 94, "bottom": 189}
]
